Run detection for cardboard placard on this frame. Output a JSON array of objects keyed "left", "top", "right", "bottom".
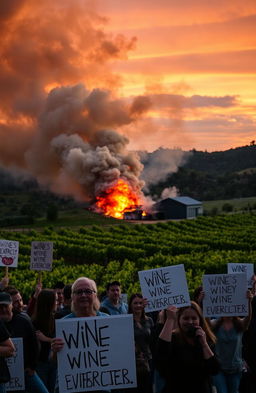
[
  {"left": 138, "top": 264, "right": 190, "bottom": 312},
  {"left": 56, "top": 314, "right": 137, "bottom": 392}
]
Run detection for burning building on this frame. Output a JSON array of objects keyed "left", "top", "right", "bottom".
[{"left": 94, "top": 179, "right": 145, "bottom": 219}]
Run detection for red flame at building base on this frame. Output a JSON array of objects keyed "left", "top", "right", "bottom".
[{"left": 95, "top": 179, "right": 142, "bottom": 219}]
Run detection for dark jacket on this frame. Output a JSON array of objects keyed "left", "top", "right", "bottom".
[
  {"left": 156, "top": 333, "right": 219, "bottom": 393},
  {"left": 5, "top": 313, "right": 39, "bottom": 370}
]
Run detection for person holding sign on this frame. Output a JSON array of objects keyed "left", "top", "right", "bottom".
[
  {"left": 51, "top": 277, "right": 110, "bottom": 393},
  {"left": 210, "top": 290, "right": 253, "bottom": 393},
  {"left": 0, "top": 292, "right": 49, "bottom": 393},
  {"left": 156, "top": 301, "right": 219, "bottom": 393},
  {"left": 52, "top": 277, "right": 108, "bottom": 352}
]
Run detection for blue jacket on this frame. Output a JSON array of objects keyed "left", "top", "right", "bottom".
[{"left": 100, "top": 297, "right": 128, "bottom": 315}]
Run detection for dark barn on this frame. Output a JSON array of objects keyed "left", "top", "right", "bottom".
[{"left": 152, "top": 196, "right": 203, "bottom": 219}]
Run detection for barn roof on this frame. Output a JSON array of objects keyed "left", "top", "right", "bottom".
[{"left": 169, "top": 196, "right": 202, "bottom": 205}]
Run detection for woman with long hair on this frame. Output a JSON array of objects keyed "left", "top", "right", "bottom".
[
  {"left": 156, "top": 301, "right": 219, "bottom": 393},
  {"left": 32, "top": 289, "right": 57, "bottom": 393},
  {"left": 210, "top": 291, "right": 253, "bottom": 393},
  {"left": 127, "top": 293, "right": 154, "bottom": 393}
]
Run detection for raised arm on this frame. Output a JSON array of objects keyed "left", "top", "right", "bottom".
[{"left": 159, "top": 306, "right": 177, "bottom": 342}]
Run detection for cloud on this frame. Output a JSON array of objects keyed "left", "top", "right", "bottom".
[
  {"left": 99, "top": 0, "right": 256, "bottom": 29},
  {"left": 148, "top": 94, "right": 238, "bottom": 109},
  {"left": 115, "top": 49, "right": 256, "bottom": 74},
  {"left": 116, "top": 14, "right": 256, "bottom": 58}
]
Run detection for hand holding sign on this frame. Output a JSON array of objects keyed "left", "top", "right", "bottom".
[
  {"left": 166, "top": 305, "right": 178, "bottom": 321},
  {"left": 51, "top": 338, "right": 65, "bottom": 354}
]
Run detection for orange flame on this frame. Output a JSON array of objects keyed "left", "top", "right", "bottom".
[{"left": 95, "top": 179, "right": 142, "bottom": 219}]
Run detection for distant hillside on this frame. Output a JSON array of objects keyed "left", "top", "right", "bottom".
[
  {"left": 145, "top": 145, "right": 256, "bottom": 200},
  {"left": 184, "top": 145, "right": 256, "bottom": 174}
]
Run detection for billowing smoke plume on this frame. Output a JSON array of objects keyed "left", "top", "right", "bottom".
[
  {"left": 0, "top": 0, "right": 191, "bottom": 206},
  {"left": 26, "top": 84, "right": 147, "bottom": 200},
  {"left": 0, "top": 0, "right": 149, "bottom": 202}
]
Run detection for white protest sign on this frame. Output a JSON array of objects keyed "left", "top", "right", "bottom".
[
  {"left": 5, "top": 338, "right": 25, "bottom": 391},
  {"left": 203, "top": 273, "right": 248, "bottom": 318},
  {"left": 0, "top": 239, "right": 19, "bottom": 268},
  {"left": 30, "top": 241, "right": 53, "bottom": 271},
  {"left": 227, "top": 263, "right": 254, "bottom": 288},
  {"left": 56, "top": 314, "right": 137, "bottom": 393},
  {"left": 138, "top": 264, "right": 190, "bottom": 312}
]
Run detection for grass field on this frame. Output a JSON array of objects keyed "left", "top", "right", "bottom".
[
  {"left": 37, "top": 209, "right": 123, "bottom": 227},
  {"left": 203, "top": 196, "right": 256, "bottom": 212}
]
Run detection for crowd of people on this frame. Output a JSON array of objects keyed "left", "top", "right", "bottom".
[{"left": 0, "top": 275, "right": 256, "bottom": 393}]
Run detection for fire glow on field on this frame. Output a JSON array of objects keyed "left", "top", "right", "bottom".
[{"left": 95, "top": 179, "right": 142, "bottom": 219}]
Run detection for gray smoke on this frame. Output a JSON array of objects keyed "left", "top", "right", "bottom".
[
  {"left": 23, "top": 84, "right": 145, "bottom": 201},
  {"left": 140, "top": 147, "right": 191, "bottom": 191}
]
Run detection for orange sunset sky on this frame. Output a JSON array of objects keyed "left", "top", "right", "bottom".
[
  {"left": 0, "top": 0, "right": 256, "bottom": 160},
  {"left": 98, "top": 0, "right": 256, "bottom": 152}
]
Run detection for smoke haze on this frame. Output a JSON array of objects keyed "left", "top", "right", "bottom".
[
  {"left": 0, "top": 0, "right": 190, "bottom": 204},
  {"left": 140, "top": 148, "right": 191, "bottom": 189}
]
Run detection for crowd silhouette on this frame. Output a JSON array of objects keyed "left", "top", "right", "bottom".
[{"left": 0, "top": 275, "right": 255, "bottom": 393}]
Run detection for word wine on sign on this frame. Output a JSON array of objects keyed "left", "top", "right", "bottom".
[
  {"left": 138, "top": 264, "right": 190, "bottom": 313},
  {"left": 227, "top": 263, "right": 254, "bottom": 289},
  {"left": 202, "top": 273, "right": 248, "bottom": 317},
  {"left": 0, "top": 239, "right": 19, "bottom": 268},
  {"left": 56, "top": 314, "right": 136, "bottom": 393},
  {"left": 30, "top": 241, "right": 53, "bottom": 271}
]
